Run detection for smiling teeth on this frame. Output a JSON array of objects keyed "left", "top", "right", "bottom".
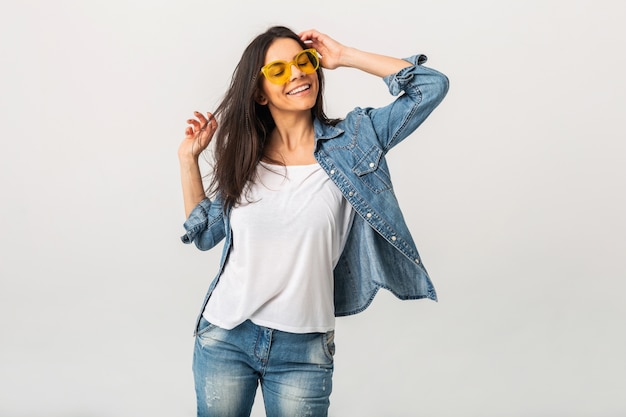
[{"left": 288, "top": 85, "right": 309, "bottom": 95}]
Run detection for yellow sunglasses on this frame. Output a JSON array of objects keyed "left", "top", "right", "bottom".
[{"left": 260, "top": 48, "right": 320, "bottom": 85}]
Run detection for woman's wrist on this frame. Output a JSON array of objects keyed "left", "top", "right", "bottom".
[
  {"left": 337, "top": 46, "right": 358, "bottom": 68},
  {"left": 178, "top": 152, "right": 201, "bottom": 167}
]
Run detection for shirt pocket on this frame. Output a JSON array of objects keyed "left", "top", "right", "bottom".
[{"left": 352, "top": 145, "right": 392, "bottom": 193}]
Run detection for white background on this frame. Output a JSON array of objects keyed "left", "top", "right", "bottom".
[{"left": 1, "top": 0, "right": 625, "bottom": 416}]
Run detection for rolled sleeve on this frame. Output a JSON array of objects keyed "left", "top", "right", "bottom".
[
  {"left": 180, "top": 197, "right": 226, "bottom": 250},
  {"left": 384, "top": 54, "right": 429, "bottom": 96},
  {"left": 371, "top": 53, "right": 449, "bottom": 150}
]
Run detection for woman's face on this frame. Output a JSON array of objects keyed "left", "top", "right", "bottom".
[{"left": 258, "top": 37, "right": 319, "bottom": 116}]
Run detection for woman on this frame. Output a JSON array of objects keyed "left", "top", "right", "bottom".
[{"left": 179, "top": 26, "right": 449, "bottom": 417}]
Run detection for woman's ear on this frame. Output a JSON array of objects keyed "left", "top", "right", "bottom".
[{"left": 255, "top": 93, "right": 268, "bottom": 105}]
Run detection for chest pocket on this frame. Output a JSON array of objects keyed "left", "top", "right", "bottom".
[{"left": 352, "top": 145, "right": 392, "bottom": 193}]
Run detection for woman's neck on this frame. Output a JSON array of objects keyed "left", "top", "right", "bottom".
[{"left": 264, "top": 115, "right": 316, "bottom": 165}]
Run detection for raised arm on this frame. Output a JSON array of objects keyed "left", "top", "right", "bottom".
[
  {"left": 178, "top": 111, "right": 217, "bottom": 217},
  {"left": 299, "top": 29, "right": 412, "bottom": 78},
  {"left": 300, "top": 29, "right": 449, "bottom": 152}
]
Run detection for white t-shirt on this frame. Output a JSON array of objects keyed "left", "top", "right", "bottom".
[{"left": 203, "top": 161, "right": 354, "bottom": 333}]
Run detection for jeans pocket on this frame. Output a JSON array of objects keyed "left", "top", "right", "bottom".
[
  {"left": 322, "top": 330, "right": 336, "bottom": 361},
  {"left": 196, "top": 316, "right": 216, "bottom": 338}
]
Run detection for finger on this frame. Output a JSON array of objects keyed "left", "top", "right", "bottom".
[
  {"left": 298, "top": 29, "right": 318, "bottom": 42},
  {"left": 187, "top": 118, "right": 202, "bottom": 131},
  {"left": 195, "top": 110, "right": 214, "bottom": 125},
  {"left": 204, "top": 112, "right": 218, "bottom": 130},
  {"left": 195, "top": 111, "right": 217, "bottom": 130}
]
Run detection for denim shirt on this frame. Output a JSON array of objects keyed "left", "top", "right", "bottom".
[{"left": 181, "top": 54, "right": 449, "bottom": 327}]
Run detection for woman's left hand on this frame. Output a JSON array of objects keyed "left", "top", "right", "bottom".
[{"left": 298, "top": 29, "right": 346, "bottom": 70}]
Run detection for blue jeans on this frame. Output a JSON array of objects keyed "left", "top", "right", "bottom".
[{"left": 193, "top": 317, "right": 335, "bottom": 417}]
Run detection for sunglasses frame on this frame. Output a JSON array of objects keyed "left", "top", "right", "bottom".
[{"left": 260, "top": 48, "right": 320, "bottom": 85}]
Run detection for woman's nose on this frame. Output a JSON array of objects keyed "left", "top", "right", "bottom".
[{"left": 289, "top": 64, "right": 305, "bottom": 81}]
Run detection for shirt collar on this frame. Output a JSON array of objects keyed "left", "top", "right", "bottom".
[{"left": 314, "top": 118, "right": 344, "bottom": 143}]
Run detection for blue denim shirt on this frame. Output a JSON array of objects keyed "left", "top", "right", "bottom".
[{"left": 182, "top": 54, "right": 449, "bottom": 326}]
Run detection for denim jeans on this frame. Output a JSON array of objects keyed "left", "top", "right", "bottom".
[{"left": 193, "top": 317, "right": 335, "bottom": 417}]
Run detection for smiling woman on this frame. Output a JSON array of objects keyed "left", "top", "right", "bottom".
[{"left": 178, "top": 25, "right": 449, "bottom": 416}]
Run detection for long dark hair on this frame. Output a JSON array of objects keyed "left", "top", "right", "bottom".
[{"left": 208, "top": 25, "right": 339, "bottom": 209}]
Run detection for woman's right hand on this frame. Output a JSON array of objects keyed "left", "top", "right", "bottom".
[{"left": 178, "top": 111, "right": 218, "bottom": 162}]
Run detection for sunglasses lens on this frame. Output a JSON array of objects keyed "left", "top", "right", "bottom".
[
  {"left": 296, "top": 50, "right": 319, "bottom": 73},
  {"left": 265, "top": 62, "right": 289, "bottom": 84}
]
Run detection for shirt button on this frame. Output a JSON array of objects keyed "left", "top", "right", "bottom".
[
  {"left": 330, "top": 169, "right": 335, "bottom": 175},
  {"left": 348, "top": 191, "right": 354, "bottom": 197},
  {"left": 369, "top": 162, "right": 375, "bottom": 168},
  {"left": 415, "top": 258, "right": 420, "bottom": 264},
  {"left": 366, "top": 213, "right": 372, "bottom": 218},
  {"left": 391, "top": 236, "right": 397, "bottom": 241}
]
